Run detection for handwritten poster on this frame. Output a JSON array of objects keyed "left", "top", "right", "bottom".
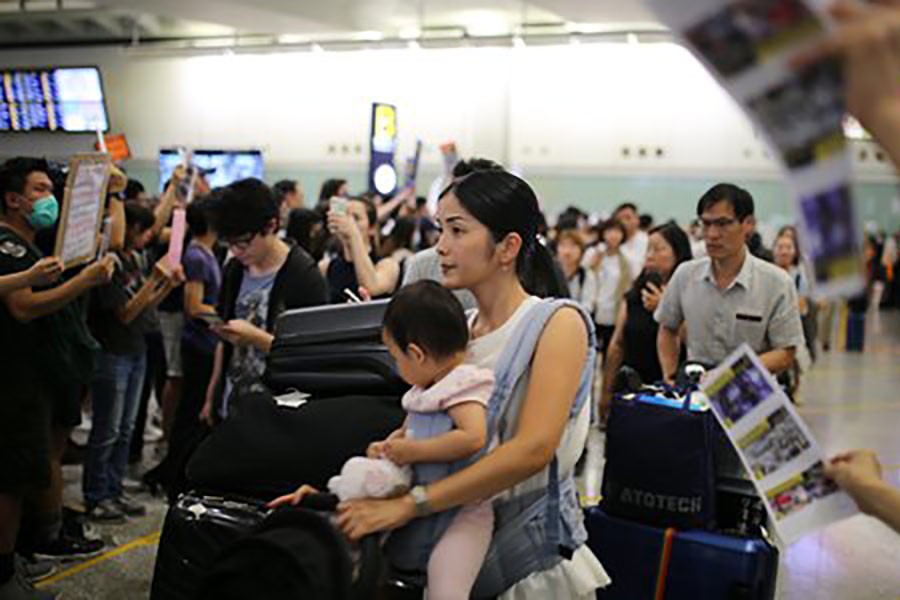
[{"left": 54, "top": 153, "right": 111, "bottom": 269}]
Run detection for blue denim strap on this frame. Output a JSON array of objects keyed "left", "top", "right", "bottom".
[
  {"left": 485, "top": 299, "right": 597, "bottom": 439},
  {"left": 485, "top": 299, "right": 596, "bottom": 560},
  {"left": 546, "top": 457, "right": 561, "bottom": 554}
]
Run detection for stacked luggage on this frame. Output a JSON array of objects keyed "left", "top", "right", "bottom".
[
  {"left": 151, "top": 301, "right": 406, "bottom": 600},
  {"left": 586, "top": 367, "right": 779, "bottom": 599}
]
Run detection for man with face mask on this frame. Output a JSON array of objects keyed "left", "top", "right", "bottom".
[{"left": 0, "top": 157, "right": 115, "bottom": 600}]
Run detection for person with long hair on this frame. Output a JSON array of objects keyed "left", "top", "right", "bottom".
[
  {"left": 590, "top": 219, "right": 633, "bottom": 356},
  {"left": 273, "top": 168, "right": 609, "bottom": 598},
  {"left": 323, "top": 195, "right": 401, "bottom": 302},
  {"left": 599, "top": 223, "right": 693, "bottom": 422}
]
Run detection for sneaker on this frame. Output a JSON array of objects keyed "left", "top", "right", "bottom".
[
  {"left": 0, "top": 572, "right": 56, "bottom": 599},
  {"left": 143, "top": 423, "right": 164, "bottom": 443},
  {"left": 32, "top": 533, "right": 105, "bottom": 562},
  {"left": 86, "top": 500, "right": 126, "bottom": 524},
  {"left": 14, "top": 556, "right": 57, "bottom": 584},
  {"left": 121, "top": 478, "right": 144, "bottom": 493},
  {"left": 61, "top": 508, "right": 99, "bottom": 542},
  {"left": 112, "top": 495, "right": 146, "bottom": 517}
]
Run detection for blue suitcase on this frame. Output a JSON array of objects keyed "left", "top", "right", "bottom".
[{"left": 585, "top": 506, "right": 778, "bottom": 600}]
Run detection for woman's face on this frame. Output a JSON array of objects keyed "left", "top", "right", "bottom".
[
  {"left": 773, "top": 235, "right": 797, "bottom": 269},
  {"left": 644, "top": 232, "right": 677, "bottom": 279},
  {"left": 556, "top": 237, "right": 583, "bottom": 275},
  {"left": 435, "top": 192, "right": 503, "bottom": 290},
  {"left": 603, "top": 226, "right": 624, "bottom": 250}
]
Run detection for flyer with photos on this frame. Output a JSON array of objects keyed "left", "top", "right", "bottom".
[
  {"left": 646, "top": 0, "right": 865, "bottom": 299},
  {"left": 701, "top": 345, "right": 857, "bottom": 543}
]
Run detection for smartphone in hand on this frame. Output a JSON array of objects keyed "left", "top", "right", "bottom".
[
  {"left": 197, "top": 311, "right": 224, "bottom": 327},
  {"left": 329, "top": 196, "right": 348, "bottom": 216}
]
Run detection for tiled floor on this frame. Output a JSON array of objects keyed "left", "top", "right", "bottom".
[{"left": 36, "top": 310, "right": 900, "bottom": 599}]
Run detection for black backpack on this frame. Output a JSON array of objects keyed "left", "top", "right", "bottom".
[{"left": 197, "top": 494, "right": 381, "bottom": 600}]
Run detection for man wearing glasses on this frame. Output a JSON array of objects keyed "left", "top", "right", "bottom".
[
  {"left": 200, "top": 178, "right": 327, "bottom": 424},
  {"left": 655, "top": 183, "right": 804, "bottom": 382}
]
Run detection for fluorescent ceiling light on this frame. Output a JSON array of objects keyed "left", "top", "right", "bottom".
[
  {"left": 398, "top": 26, "right": 420, "bottom": 40},
  {"left": 278, "top": 34, "right": 307, "bottom": 45},
  {"left": 355, "top": 30, "right": 384, "bottom": 41},
  {"left": 461, "top": 10, "right": 511, "bottom": 37}
]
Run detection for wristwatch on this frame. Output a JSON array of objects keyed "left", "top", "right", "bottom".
[{"left": 409, "top": 485, "right": 433, "bottom": 517}]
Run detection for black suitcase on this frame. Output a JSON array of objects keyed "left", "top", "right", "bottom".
[
  {"left": 266, "top": 300, "right": 408, "bottom": 397},
  {"left": 152, "top": 492, "right": 383, "bottom": 600},
  {"left": 150, "top": 493, "right": 269, "bottom": 600},
  {"left": 186, "top": 390, "right": 405, "bottom": 500},
  {"left": 197, "top": 493, "right": 382, "bottom": 600}
]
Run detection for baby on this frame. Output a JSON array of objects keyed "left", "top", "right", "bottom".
[{"left": 329, "top": 280, "right": 495, "bottom": 600}]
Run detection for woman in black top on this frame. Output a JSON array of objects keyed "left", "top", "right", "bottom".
[
  {"left": 599, "top": 222, "right": 692, "bottom": 423},
  {"left": 323, "top": 196, "right": 400, "bottom": 303}
]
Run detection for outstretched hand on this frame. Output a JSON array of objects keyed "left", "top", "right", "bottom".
[{"left": 267, "top": 484, "right": 320, "bottom": 509}]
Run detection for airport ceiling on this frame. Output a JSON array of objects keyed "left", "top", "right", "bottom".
[{"left": 0, "top": 0, "right": 666, "bottom": 49}]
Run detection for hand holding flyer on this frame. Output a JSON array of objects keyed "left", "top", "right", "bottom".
[{"left": 700, "top": 345, "right": 858, "bottom": 544}]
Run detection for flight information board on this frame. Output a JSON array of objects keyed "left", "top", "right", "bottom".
[{"left": 0, "top": 67, "right": 109, "bottom": 132}]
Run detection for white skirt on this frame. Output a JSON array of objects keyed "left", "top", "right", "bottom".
[{"left": 498, "top": 544, "right": 611, "bottom": 600}]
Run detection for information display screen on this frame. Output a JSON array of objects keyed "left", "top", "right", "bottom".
[
  {"left": 158, "top": 149, "right": 265, "bottom": 192},
  {"left": 0, "top": 67, "right": 109, "bottom": 132}
]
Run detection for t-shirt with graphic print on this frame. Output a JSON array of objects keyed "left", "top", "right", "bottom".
[{"left": 222, "top": 269, "right": 277, "bottom": 416}]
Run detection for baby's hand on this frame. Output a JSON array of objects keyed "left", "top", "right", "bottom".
[
  {"left": 383, "top": 438, "right": 418, "bottom": 466},
  {"left": 367, "top": 441, "right": 387, "bottom": 459}
]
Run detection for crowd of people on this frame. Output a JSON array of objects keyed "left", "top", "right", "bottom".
[{"left": 3, "top": 1, "right": 900, "bottom": 598}]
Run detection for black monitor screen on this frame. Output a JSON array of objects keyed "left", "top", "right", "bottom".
[{"left": 0, "top": 67, "right": 109, "bottom": 132}]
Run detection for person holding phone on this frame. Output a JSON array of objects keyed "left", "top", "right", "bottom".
[
  {"left": 201, "top": 179, "right": 327, "bottom": 425},
  {"left": 323, "top": 195, "right": 401, "bottom": 304},
  {"left": 600, "top": 223, "right": 693, "bottom": 423}
]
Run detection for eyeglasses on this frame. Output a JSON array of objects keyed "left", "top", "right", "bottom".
[
  {"left": 223, "top": 232, "right": 258, "bottom": 251},
  {"left": 700, "top": 217, "right": 739, "bottom": 232}
]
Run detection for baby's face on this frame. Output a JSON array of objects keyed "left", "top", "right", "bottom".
[{"left": 383, "top": 331, "right": 442, "bottom": 388}]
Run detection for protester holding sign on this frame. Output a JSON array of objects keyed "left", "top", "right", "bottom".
[
  {"left": 0, "top": 157, "right": 117, "bottom": 598},
  {"left": 0, "top": 256, "right": 63, "bottom": 295},
  {"left": 84, "top": 202, "right": 184, "bottom": 522}
]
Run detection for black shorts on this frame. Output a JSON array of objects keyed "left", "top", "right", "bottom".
[
  {"left": 44, "top": 379, "right": 83, "bottom": 430},
  {"left": 596, "top": 324, "right": 616, "bottom": 356},
  {"left": 0, "top": 376, "right": 51, "bottom": 493}
]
